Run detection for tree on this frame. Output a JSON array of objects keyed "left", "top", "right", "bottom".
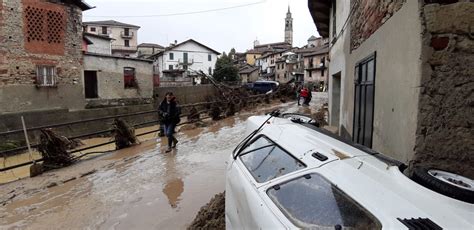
[
  {"left": 213, "top": 52, "right": 239, "bottom": 82},
  {"left": 229, "top": 48, "right": 236, "bottom": 59}
]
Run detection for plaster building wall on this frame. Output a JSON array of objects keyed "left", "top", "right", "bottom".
[
  {"left": 0, "top": 0, "right": 86, "bottom": 113},
  {"left": 83, "top": 53, "right": 153, "bottom": 100},
  {"left": 245, "top": 52, "right": 261, "bottom": 66},
  {"left": 303, "top": 53, "right": 328, "bottom": 84},
  {"left": 343, "top": 0, "right": 422, "bottom": 163},
  {"left": 155, "top": 41, "right": 218, "bottom": 78},
  {"left": 328, "top": 0, "right": 351, "bottom": 128},
  {"left": 412, "top": 2, "right": 474, "bottom": 178},
  {"left": 240, "top": 70, "right": 259, "bottom": 83},
  {"left": 84, "top": 23, "right": 139, "bottom": 56},
  {"left": 85, "top": 34, "right": 111, "bottom": 55}
]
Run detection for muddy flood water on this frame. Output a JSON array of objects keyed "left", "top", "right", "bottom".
[{"left": 0, "top": 93, "right": 328, "bottom": 230}]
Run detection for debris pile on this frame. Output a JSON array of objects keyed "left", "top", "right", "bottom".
[
  {"left": 113, "top": 118, "right": 139, "bottom": 149},
  {"left": 188, "top": 192, "right": 225, "bottom": 230},
  {"left": 37, "top": 129, "right": 76, "bottom": 170}
]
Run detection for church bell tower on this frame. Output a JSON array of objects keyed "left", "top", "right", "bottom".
[{"left": 284, "top": 6, "right": 293, "bottom": 45}]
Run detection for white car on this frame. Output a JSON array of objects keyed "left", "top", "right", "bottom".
[{"left": 226, "top": 112, "right": 473, "bottom": 229}]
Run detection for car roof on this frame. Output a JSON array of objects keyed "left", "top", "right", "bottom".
[{"left": 245, "top": 115, "right": 474, "bottom": 229}]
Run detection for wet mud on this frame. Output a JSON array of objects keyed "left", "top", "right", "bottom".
[{"left": 0, "top": 93, "right": 328, "bottom": 229}]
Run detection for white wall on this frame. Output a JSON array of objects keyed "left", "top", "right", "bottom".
[
  {"left": 328, "top": 0, "right": 351, "bottom": 129},
  {"left": 154, "top": 41, "right": 218, "bottom": 78},
  {"left": 85, "top": 35, "right": 111, "bottom": 55}
]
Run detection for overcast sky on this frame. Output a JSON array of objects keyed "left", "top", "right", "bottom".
[{"left": 83, "top": 0, "right": 320, "bottom": 53}]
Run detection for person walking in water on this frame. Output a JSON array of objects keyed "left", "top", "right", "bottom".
[{"left": 159, "top": 92, "right": 181, "bottom": 153}]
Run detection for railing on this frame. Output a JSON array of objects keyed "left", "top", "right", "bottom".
[
  {"left": 178, "top": 58, "right": 194, "bottom": 65},
  {"left": 120, "top": 31, "right": 134, "bottom": 38},
  {"left": 111, "top": 45, "right": 137, "bottom": 51},
  {"left": 0, "top": 93, "right": 275, "bottom": 172}
]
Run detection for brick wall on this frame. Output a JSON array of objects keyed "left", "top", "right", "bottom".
[
  {"left": 412, "top": 1, "right": 474, "bottom": 178},
  {"left": 351, "top": 0, "right": 405, "bottom": 50},
  {"left": 0, "top": 0, "right": 85, "bottom": 112}
]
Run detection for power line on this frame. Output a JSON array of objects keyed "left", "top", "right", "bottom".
[{"left": 84, "top": 0, "right": 266, "bottom": 18}]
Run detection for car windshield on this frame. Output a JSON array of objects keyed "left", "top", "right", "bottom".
[
  {"left": 267, "top": 174, "right": 381, "bottom": 229},
  {"left": 240, "top": 136, "right": 305, "bottom": 183}
]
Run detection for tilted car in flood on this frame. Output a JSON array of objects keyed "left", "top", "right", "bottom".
[{"left": 226, "top": 111, "right": 473, "bottom": 229}]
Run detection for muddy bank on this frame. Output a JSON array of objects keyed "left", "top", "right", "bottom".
[{"left": 188, "top": 192, "right": 225, "bottom": 230}]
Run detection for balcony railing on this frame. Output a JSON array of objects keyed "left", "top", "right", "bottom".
[
  {"left": 178, "top": 58, "right": 194, "bottom": 65},
  {"left": 111, "top": 45, "right": 137, "bottom": 52},
  {"left": 120, "top": 31, "right": 134, "bottom": 38}
]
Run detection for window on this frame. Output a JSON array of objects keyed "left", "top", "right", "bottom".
[
  {"left": 239, "top": 136, "right": 305, "bottom": 183},
  {"left": 90, "top": 27, "right": 96, "bottom": 32},
  {"left": 124, "top": 28, "right": 129, "bottom": 36},
  {"left": 123, "top": 67, "right": 137, "bottom": 88},
  {"left": 169, "top": 53, "right": 174, "bottom": 60},
  {"left": 267, "top": 174, "right": 381, "bottom": 229},
  {"left": 208, "top": 67, "right": 212, "bottom": 75},
  {"left": 183, "top": 52, "right": 188, "bottom": 63},
  {"left": 36, "top": 66, "right": 56, "bottom": 86},
  {"left": 353, "top": 53, "right": 376, "bottom": 147},
  {"left": 169, "top": 65, "right": 173, "bottom": 70},
  {"left": 208, "top": 54, "right": 212, "bottom": 61},
  {"left": 101, "top": 26, "right": 107, "bottom": 35},
  {"left": 309, "top": 71, "right": 312, "bottom": 78},
  {"left": 124, "top": 40, "right": 130, "bottom": 47}
]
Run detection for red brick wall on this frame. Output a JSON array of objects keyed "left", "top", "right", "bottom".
[
  {"left": 351, "top": 0, "right": 405, "bottom": 50},
  {"left": 22, "top": 0, "right": 66, "bottom": 55}
]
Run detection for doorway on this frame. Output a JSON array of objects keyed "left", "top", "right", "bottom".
[
  {"left": 330, "top": 72, "right": 341, "bottom": 127},
  {"left": 84, "top": 71, "right": 98, "bottom": 98},
  {"left": 353, "top": 53, "right": 376, "bottom": 148}
]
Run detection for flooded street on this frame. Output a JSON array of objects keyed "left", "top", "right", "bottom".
[{"left": 0, "top": 94, "right": 327, "bottom": 230}]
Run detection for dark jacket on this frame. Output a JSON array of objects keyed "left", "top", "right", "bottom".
[{"left": 159, "top": 100, "right": 180, "bottom": 124}]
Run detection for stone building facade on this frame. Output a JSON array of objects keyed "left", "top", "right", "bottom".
[
  {"left": 0, "top": 0, "right": 91, "bottom": 113},
  {"left": 309, "top": 0, "right": 473, "bottom": 178}
]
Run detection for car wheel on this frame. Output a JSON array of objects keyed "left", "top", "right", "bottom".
[{"left": 412, "top": 168, "right": 474, "bottom": 204}]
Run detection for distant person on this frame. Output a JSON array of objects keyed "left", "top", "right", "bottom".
[
  {"left": 158, "top": 92, "right": 181, "bottom": 153},
  {"left": 300, "top": 87, "right": 309, "bottom": 106}
]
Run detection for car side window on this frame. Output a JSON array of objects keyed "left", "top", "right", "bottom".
[
  {"left": 267, "top": 174, "right": 381, "bottom": 229},
  {"left": 239, "top": 136, "right": 305, "bottom": 183}
]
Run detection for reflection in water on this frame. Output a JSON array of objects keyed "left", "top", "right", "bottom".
[
  {"left": 162, "top": 152, "right": 184, "bottom": 209},
  {"left": 163, "top": 178, "right": 184, "bottom": 208}
]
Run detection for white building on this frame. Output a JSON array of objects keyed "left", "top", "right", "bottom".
[
  {"left": 83, "top": 20, "right": 140, "bottom": 57},
  {"left": 83, "top": 32, "right": 113, "bottom": 55},
  {"left": 150, "top": 39, "right": 220, "bottom": 86}
]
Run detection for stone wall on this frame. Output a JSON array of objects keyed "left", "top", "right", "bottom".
[
  {"left": 412, "top": 1, "right": 474, "bottom": 178},
  {"left": 351, "top": 0, "right": 405, "bottom": 50},
  {"left": 0, "top": 104, "right": 157, "bottom": 147},
  {"left": 0, "top": 0, "right": 85, "bottom": 113}
]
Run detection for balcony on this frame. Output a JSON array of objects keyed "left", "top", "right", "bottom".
[
  {"left": 112, "top": 45, "right": 137, "bottom": 52},
  {"left": 178, "top": 58, "right": 194, "bottom": 65},
  {"left": 120, "top": 31, "right": 134, "bottom": 38}
]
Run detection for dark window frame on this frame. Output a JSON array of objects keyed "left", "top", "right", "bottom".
[
  {"left": 101, "top": 26, "right": 107, "bottom": 35},
  {"left": 123, "top": 67, "right": 137, "bottom": 88},
  {"left": 169, "top": 65, "right": 173, "bottom": 70},
  {"left": 169, "top": 52, "right": 174, "bottom": 60},
  {"left": 352, "top": 52, "right": 376, "bottom": 147},
  {"left": 208, "top": 54, "right": 212, "bottom": 61},
  {"left": 124, "top": 39, "right": 130, "bottom": 47},
  {"left": 90, "top": 27, "right": 96, "bottom": 32}
]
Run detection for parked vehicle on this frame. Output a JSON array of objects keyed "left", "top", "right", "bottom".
[
  {"left": 247, "top": 81, "right": 279, "bottom": 94},
  {"left": 226, "top": 111, "right": 473, "bottom": 229}
]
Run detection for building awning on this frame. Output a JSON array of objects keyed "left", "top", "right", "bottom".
[{"left": 308, "top": 0, "right": 331, "bottom": 38}]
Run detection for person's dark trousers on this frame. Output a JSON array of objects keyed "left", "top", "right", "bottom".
[{"left": 164, "top": 123, "right": 177, "bottom": 148}]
